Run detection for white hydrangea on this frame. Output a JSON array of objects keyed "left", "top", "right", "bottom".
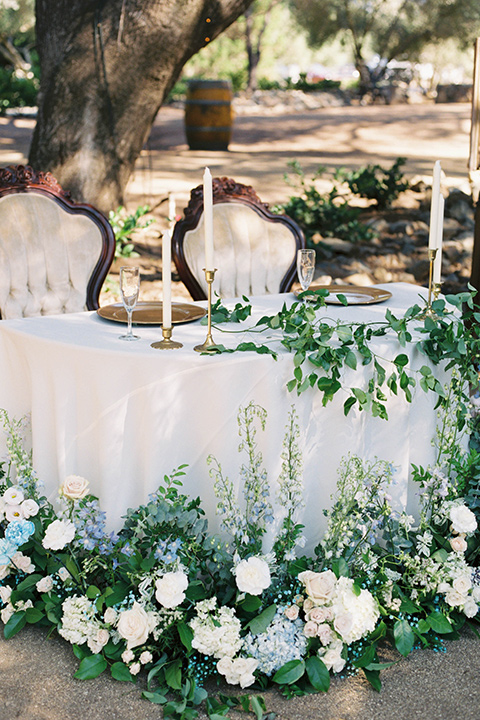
[
  {"left": 59, "top": 595, "right": 105, "bottom": 651},
  {"left": 189, "top": 598, "right": 242, "bottom": 659},
  {"left": 330, "top": 576, "right": 379, "bottom": 645}
]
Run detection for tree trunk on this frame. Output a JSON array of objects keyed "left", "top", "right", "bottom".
[{"left": 30, "top": 0, "right": 254, "bottom": 211}]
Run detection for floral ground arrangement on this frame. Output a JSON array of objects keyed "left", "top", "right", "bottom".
[{"left": 1, "top": 294, "right": 480, "bottom": 720}]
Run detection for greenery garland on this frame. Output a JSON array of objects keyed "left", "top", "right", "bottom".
[{"left": 0, "top": 289, "right": 479, "bottom": 719}]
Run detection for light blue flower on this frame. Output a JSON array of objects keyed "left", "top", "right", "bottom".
[
  {"left": 0, "top": 538, "right": 17, "bottom": 565},
  {"left": 5, "top": 519, "right": 35, "bottom": 547}
]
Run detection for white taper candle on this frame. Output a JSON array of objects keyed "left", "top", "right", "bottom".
[
  {"left": 203, "top": 167, "right": 214, "bottom": 270},
  {"left": 433, "top": 194, "right": 444, "bottom": 285},
  {"left": 162, "top": 229, "right": 172, "bottom": 329}
]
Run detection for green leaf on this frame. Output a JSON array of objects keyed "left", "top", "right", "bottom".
[
  {"left": 25, "top": 607, "right": 44, "bottom": 624},
  {"left": 105, "top": 583, "right": 130, "bottom": 607},
  {"left": 142, "top": 690, "right": 168, "bottom": 705},
  {"left": 164, "top": 658, "right": 182, "bottom": 690},
  {"left": 363, "top": 667, "right": 382, "bottom": 692},
  {"left": 238, "top": 594, "right": 263, "bottom": 613},
  {"left": 305, "top": 655, "right": 330, "bottom": 692},
  {"left": 344, "top": 396, "right": 357, "bottom": 415},
  {"left": 86, "top": 585, "right": 101, "bottom": 599},
  {"left": 15, "top": 574, "right": 43, "bottom": 592},
  {"left": 394, "top": 353, "right": 409, "bottom": 369},
  {"left": 111, "top": 661, "right": 135, "bottom": 682},
  {"left": 4, "top": 611, "right": 26, "bottom": 639},
  {"left": 426, "top": 611, "right": 453, "bottom": 634},
  {"left": 74, "top": 654, "right": 108, "bottom": 680},
  {"left": 273, "top": 658, "right": 305, "bottom": 685},
  {"left": 345, "top": 350, "right": 357, "bottom": 370},
  {"left": 178, "top": 622, "right": 193, "bottom": 651},
  {"left": 246, "top": 603, "right": 277, "bottom": 635},
  {"left": 393, "top": 619, "right": 414, "bottom": 657},
  {"left": 353, "top": 643, "right": 376, "bottom": 668}
]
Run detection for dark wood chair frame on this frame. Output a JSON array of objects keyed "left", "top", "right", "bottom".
[
  {"left": 0, "top": 164, "right": 116, "bottom": 315},
  {"left": 172, "top": 176, "right": 306, "bottom": 301}
]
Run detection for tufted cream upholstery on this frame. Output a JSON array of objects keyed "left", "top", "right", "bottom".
[
  {"left": 183, "top": 203, "right": 297, "bottom": 298},
  {"left": 0, "top": 193, "right": 104, "bottom": 319}
]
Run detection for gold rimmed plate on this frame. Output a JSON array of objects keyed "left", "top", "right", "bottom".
[
  {"left": 298, "top": 284, "right": 392, "bottom": 305},
  {"left": 97, "top": 301, "right": 206, "bottom": 325}
]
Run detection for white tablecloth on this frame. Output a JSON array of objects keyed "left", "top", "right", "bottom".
[{"left": 0, "top": 283, "right": 441, "bottom": 552}]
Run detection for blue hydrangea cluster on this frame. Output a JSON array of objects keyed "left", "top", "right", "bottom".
[
  {"left": 72, "top": 500, "right": 118, "bottom": 554},
  {"left": 0, "top": 519, "right": 35, "bottom": 564},
  {"left": 242, "top": 607, "right": 307, "bottom": 676}
]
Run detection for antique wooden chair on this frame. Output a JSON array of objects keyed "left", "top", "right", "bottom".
[
  {"left": 172, "top": 176, "right": 306, "bottom": 300},
  {"left": 0, "top": 165, "right": 115, "bottom": 319}
]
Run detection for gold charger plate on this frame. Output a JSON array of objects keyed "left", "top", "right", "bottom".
[
  {"left": 97, "top": 301, "right": 206, "bottom": 325},
  {"left": 299, "top": 284, "right": 392, "bottom": 305}
]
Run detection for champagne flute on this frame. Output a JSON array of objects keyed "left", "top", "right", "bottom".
[
  {"left": 297, "top": 249, "right": 316, "bottom": 296},
  {"left": 119, "top": 266, "right": 140, "bottom": 340}
]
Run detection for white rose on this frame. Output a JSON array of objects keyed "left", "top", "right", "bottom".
[
  {"left": 307, "top": 606, "right": 329, "bottom": 623},
  {"left": 449, "top": 536, "right": 468, "bottom": 553},
  {"left": 1, "top": 603, "right": 14, "bottom": 624},
  {"left": 5, "top": 505, "right": 24, "bottom": 522},
  {"left": 317, "top": 623, "right": 334, "bottom": 646},
  {"left": 453, "top": 575, "right": 472, "bottom": 595},
  {"left": 234, "top": 557, "right": 271, "bottom": 596},
  {"left": 321, "top": 641, "right": 346, "bottom": 673},
  {"left": 155, "top": 570, "right": 188, "bottom": 609},
  {"left": 11, "top": 552, "right": 35, "bottom": 574},
  {"left": 117, "top": 602, "right": 150, "bottom": 649},
  {"left": 303, "top": 620, "right": 319, "bottom": 638},
  {"left": 0, "top": 565, "right": 10, "bottom": 580},
  {"left": 298, "top": 569, "right": 337, "bottom": 604},
  {"left": 463, "top": 597, "right": 479, "bottom": 618},
  {"left": 104, "top": 607, "right": 118, "bottom": 625},
  {"left": 449, "top": 505, "right": 477, "bottom": 535},
  {"left": 139, "top": 650, "right": 153, "bottom": 665},
  {"left": 3, "top": 487, "right": 24, "bottom": 505},
  {"left": 21, "top": 499, "right": 39, "bottom": 518},
  {"left": 445, "top": 589, "right": 465, "bottom": 607},
  {"left": 333, "top": 612, "right": 354, "bottom": 641},
  {"left": 216, "top": 657, "right": 258, "bottom": 688},
  {"left": 284, "top": 604, "right": 299, "bottom": 621},
  {"left": 129, "top": 662, "right": 141, "bottom": 676},
  {"left": 0, "top": 585, "right": 12, "bottom": 604},
  {"left": 36, "top": 576, "right": 54, "bottom": 593},
  {"left": 96, "top": 628, "right": 110, "bottom": 647},
  {"left": 58, "top": 567, "right": 71, "bottom": 582},
  {"left": 121, "top": 649, "right": 135, "bottom": 663},
  {"left": 42, "top": 519, "right": 76, "bottom": 551},
  {"left": 61, "top": 475, "right": 89, "bottom": 500}
]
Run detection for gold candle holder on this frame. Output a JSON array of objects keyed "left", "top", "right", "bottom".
[
  {"left": 151, "top": 326, "right": 183, "bottom": 350},
  {"left": 420, "top": 248, "right": 439, "bottom": 320},
  {"left": 194, "top": 269, "right": 217, "bottom": 353}
]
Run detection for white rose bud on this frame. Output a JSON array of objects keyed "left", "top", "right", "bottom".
[
  {"left": 21, "top": 499, "right": 39, "bottom": 518},
  {"left": 36, "top": 576, "right": 54, "bottom": 593}
]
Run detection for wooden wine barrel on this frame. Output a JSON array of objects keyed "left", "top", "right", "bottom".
[{"left": 185, "top": 79, "right": 233, "bottom": 151}]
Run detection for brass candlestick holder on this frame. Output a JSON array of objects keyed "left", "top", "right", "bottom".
[
  {"left": 151, "top": 325, "right": 183, "bottom": 350},
  {"left": 420, "top": 248, "right": 440, "bottom": 320},
  {"left": 194, "top": 269, "right": 217, "bottom": 353}
]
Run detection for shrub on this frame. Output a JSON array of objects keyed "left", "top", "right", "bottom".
[
  {"left": 336, "top": 157, "right": 409, "bottom": 210},
  {"left": 0, "top": 66, "right": 38, "bottom": 111},
  {"left": 274, "top": 161, "right": 375, "bottom": 245},
  {"left": 108, "top": 205, "right": 153, "bottom": 258}
]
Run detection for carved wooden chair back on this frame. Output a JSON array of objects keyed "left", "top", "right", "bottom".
[
  {"left": 172, "top": 176, "right": 306, "bottom": 300},
  {"left": 0, "top": 165, "right": 115, "bottom": 319}
]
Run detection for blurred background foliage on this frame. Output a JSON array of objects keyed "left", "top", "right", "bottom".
[{"left": 1, "top": 0, "right": 479, "bottom": 110}]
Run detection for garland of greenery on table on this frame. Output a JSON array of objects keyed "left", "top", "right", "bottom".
[{"left": 0, "top": 289, "right": 479, "bottom": 720}]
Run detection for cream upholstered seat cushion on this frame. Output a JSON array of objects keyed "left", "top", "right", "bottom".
[
  {"left": 183, "top": 203, "right": 297, "bottom": 298},
  {"left": 0, "top": 193, "right": 104, "bottom": 319}
]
